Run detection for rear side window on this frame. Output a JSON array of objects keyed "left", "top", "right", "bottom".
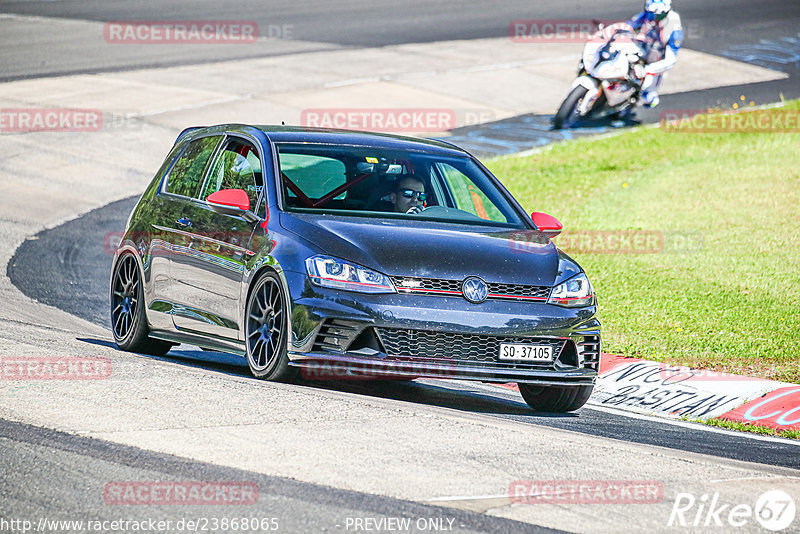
[
  {"left": 165, "top": 135, "right": 222, "bottom": 198},
  {"left": 202, "top": 138, "right": 262, "bottom": 212}
]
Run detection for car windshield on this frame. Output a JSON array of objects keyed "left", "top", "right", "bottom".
[{"left": 276, "top": 143, "right": 527, "bottom": 228}]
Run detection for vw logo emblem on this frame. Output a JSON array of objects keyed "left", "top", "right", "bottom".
[{"left": 462, "top": 277, "right": 488, "bottom": 304}]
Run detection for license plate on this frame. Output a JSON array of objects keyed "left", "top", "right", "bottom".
[{"left": 498, "top": 343, "right": 553, "bottom": 362}]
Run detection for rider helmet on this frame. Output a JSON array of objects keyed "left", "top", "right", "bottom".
[{"left": 644, "top": 0, "right": 671, "bottom": 22}]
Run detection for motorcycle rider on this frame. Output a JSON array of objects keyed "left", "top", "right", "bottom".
[{"left": 627, "top": 0, "right": 683, "bottom": 108}]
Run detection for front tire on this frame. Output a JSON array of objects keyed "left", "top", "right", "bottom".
[
  {"left": 110, "top": 253, "right": 173, "bottom": 356},
  {"left": 518, "top": 383, "right": 593, "bottom": 413},
  {"left": 553, "top": 85, "right": 589, "bottom": 129},
  {"left": 245, "top": 271, "right": 296, "bottom": 381}
]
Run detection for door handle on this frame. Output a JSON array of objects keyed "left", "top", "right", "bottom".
[{"left": 176, "top": 217, "right": 192, "bottom": 228}]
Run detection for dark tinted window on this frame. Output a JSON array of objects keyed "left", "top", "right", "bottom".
[
  {"left": 280, "top": 153, "right": 346, "bottom": 199},
  {"left": 165, "top": 135, "right": 221, "bottom": 198},
  {"left": 276, "top": 143, "right": 525, "bottom": 228},
  {"left": 201, "top": 139, "right": 262, "bottom": 211}
]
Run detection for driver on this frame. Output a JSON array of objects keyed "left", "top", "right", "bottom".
[
  {"left": 390, "top": 176, "right": 427, "bottom": 214},
  {"left": 628, "top": 0, "right": 683, "bottom": 108}
]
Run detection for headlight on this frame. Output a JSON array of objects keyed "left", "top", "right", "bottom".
[
  {"left": 305, "top": 255, "right": 396, "bottom": 294},
  {"left": 548, "top": 273, "right": 594, "bottom": 307}
]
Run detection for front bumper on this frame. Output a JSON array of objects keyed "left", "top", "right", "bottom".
[
  {"left": 283, "top": 271, "right": 600, "bottom": 386},
  {"left": 289, "top": 352, "right": 597, "bottom": 385}
]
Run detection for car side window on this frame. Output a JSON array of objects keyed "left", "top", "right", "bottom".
[
  {"left": 434, "top": 162, "right": 507, "bottom": 223},
  {"left": 165, "top": 135, "right": 222, "bottom": 198},
  {"left": 202, "top": 139, "right": 262, "bottom": 213}
]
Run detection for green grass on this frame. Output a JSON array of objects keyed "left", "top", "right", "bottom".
[
  {"left": 486, "top": 101, "right": 800, "bottom": 383},
  {"left": 693, "top": 417, "right": 800, "bottom": 440}
]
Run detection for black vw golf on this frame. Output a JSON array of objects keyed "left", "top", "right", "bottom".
[{"left": 111, "top": 125, "right": 601, "bottom": 412}]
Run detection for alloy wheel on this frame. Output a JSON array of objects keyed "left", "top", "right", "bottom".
[
  {"left": 111, "top": 254, "right": 140, "bottom": 341},
  {"left": 247, "top": 276, "right": 285, "bottom": 372}
]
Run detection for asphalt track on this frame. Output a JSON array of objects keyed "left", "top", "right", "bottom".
[
  {"left": 2, "top": 0, "right": 799, "bottom": 108},
  {"left": 1, "top": 0, "right": 798, "bottom": 73},
  {"left": 1, "top": 419, "right": 557, "bottom": 534},
  {"left": 2, "top": 0, "right": 797, "bottom": 157},
  {"left": 8, "top": 196, "right": 800, "bottom": 470},
  {"left": 3, "top": 2, "right": 800, "bottom": 531}
]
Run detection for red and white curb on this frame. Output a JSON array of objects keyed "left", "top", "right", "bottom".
[
  {"left": 502, "top": 354, "right": 800, "bottom": 432},
  {"left": 592, "top": 354, "right": 799, "bottom": 432}
]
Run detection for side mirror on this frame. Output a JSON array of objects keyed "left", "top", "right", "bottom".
[
  {"left": 531, "top": 212, "right": 563, "bottom": 238},
  {"left": 206, "top": 189, "right": 259, "bottom": 223}
]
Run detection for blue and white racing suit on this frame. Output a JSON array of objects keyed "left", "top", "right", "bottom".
[{"left": 627, "top": 10, "right": 683, "bottom": 107}]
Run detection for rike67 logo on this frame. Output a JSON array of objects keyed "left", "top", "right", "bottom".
[{"left": 669, "top": 490, "right": 796, "bottom": 531}]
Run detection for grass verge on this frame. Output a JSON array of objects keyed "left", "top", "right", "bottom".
[
  {"left": 487, "top": 100, "right": 800, "bottom": 383},
  {"left": 693, "top": 417, "right": 800, "bottom": 440}
]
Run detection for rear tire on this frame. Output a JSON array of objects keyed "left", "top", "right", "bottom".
[
  {"left": 553, "top": 86, "right": 589, "bottom": 129},
  {"left": 110, "top": 253, "right": 173, "bottom": 356},
  {"left": 518, "top": 383, "right": 593, "bottom": 413}
]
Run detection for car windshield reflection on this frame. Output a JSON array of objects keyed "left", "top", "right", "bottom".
[{"left": 276, "top": 143, "right": 526, "bottom": 228}]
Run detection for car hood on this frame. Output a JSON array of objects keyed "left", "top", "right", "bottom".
[{"left": 280, "top": 213, "right": 578, "bottom": 286}]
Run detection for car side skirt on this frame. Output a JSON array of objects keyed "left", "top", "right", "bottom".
[{"left": 149, "top": 330, "right": 246, "bottom": 357}]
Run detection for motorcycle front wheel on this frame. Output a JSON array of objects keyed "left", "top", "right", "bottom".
[{"left": 553, "top": 85, "right": 589, "bottom": 129}]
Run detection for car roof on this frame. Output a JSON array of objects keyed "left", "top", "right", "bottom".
[{"left": 177, "top": 124, "right": 468, "bottom": 157}]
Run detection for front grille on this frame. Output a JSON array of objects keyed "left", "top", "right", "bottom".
[
  {"left": 393, "top": 277, "right": 461, "bottom": 293},
  {"left": 391, "top": 277, "right": 550, "bottom": 302},
  {"left": 577, "top": 335, "right": 601, "bottom": 371},
  {"left": 487, "top": 282, "right": 550, "bottom": 300},
  {"left": 376, "top": 328, "right": 567, "bottom": 368}
]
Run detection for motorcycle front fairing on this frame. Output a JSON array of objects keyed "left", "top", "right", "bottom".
[{"left": 577, "top": 37, "right": 644, "bottom": 115}]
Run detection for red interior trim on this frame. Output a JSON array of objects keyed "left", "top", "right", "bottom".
[
  {"left": 312, "top": 173, "right": 372, "bottom": 208},
  {"left": 281, "top": 171, "right": 376, "bottom": 209},
  {"left": 282, "top": 172, "right": 314, "bottom": 207}
]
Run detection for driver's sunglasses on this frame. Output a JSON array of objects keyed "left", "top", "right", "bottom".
[{"left": 399, "top": 189, "right": 427, "bottom": 201}]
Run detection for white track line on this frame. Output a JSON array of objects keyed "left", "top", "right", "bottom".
[
  {"left": 452, "top": 379, "right": 800, "bottom": 446},
  {"left": 584, "top": 403, "right": 800, "bottom": 446}
]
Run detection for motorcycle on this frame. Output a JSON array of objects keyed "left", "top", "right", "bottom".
[{"left": 553, "top": 23, "right": 649, "bottom": 129}]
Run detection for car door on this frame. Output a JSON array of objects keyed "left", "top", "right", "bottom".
[
  {"left": 170, "top": 135, "right": 265, "bottom": 340},
  {"left": 146, "top": 134, "right": 223, "bottom": 331}
]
